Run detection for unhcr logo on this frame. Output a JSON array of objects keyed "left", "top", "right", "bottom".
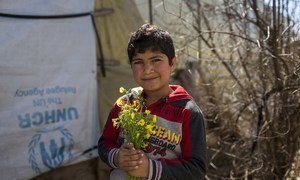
[{"left": 28, "top": 126, "right": 74, "bottom": 173}]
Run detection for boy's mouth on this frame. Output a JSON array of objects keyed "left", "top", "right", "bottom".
[{"left": 142, "top": 76, "right": 158, "bottom": 81}]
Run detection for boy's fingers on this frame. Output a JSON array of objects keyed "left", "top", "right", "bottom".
[
  {"left": 118, "top": 150, "right": 143, "bottom": 161},
  {"left": 124, "top": 166, "right": 139, "bottom": 171},
  {"left": 119, "top": 145, "right": 143, "bottom": 157},
  {"left": 122, "top": 142, "right": 135, "bottom": 150},
  {"left": 126, "top": 153, "right": 143, "bottom": 161},
  {"left": 119, "top": 149, "right": 137, "bottom": 157},
  {"left": 121, "top": 160, "right": 143, "bottom": 169}
]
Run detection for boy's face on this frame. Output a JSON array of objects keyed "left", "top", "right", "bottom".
[{"left": 131, "top": 50, "right": 176, "bottom": 95}]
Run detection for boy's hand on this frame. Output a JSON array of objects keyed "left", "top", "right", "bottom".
[
  {"left": 128, "top": 152, "right": 149, "bottom": 178},
  {"left": 114, "top": 143, "right": 143, "bottom": 171}
]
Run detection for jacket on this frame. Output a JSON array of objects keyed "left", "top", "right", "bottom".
[{"left": 98, "top": 85, "right": 207, "bottom": 179}]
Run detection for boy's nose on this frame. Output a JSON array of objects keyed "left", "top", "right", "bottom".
[{"left": 144, "top": 62, "right": 154, "bottom": 73}]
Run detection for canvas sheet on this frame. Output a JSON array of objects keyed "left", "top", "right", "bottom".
[
  {"left": 0, "top": 12, "right": 99, "bottom": 180},
  {"left": 0, "top": 0, "right": 94, "bottom": 15}
]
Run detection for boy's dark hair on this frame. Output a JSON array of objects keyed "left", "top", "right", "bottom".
[{"left": 127, "top": 24, "right": 175, "bottom": 65}]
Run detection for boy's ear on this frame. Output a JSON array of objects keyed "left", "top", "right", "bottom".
[{"left": 171, "top": 56, "right": 176, "bottom": 71}]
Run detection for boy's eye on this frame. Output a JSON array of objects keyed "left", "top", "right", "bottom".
[
  {"left": 132, "top": 61, "right": 143, "bottom": 65},
  {"left": 152, "top": 59, "right": 162, "bottom": 63}
]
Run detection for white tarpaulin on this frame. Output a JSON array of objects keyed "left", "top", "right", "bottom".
[{"left": 0, "top": 1, "right": 99, "bottom": 179}]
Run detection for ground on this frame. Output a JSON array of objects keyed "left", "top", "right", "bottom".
[{"left": 32, "top": 157, "right": 110, "bottom": 180}]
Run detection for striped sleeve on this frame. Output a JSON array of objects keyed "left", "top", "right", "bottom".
[
  {"left": 148, "top": 159, "right": 162, "bottom": 180},
  {"left": 98, "top": 104, "right": 121, "bottom": 168},
  {"left": 157, "top": 102, "right": 207, "bottom": 179},
  {"left": 108, "top": 148, "right": 119, "bottom": 168}
]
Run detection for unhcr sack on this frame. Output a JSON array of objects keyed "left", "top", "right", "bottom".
[{"left": 0, "top": 1, "right": 99, "bottom": 179}]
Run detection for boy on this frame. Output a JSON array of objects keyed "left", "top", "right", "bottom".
[{"left": 98, "top": 24, "right": 207, "bottom": 179}]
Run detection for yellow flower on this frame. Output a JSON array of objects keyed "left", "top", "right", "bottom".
[
  {"left": 116, "top": 97, "right": 123, "bottom": 106},
  {"left": 144, "top": 133, "right": 150, "bottom": 139},
  {"left": 119, "top": 87, "right": 126, "bottom": 93},
  {"left": 145, "top": 110, "right": 151, "bottom": 115},
  {"left": 113, "top": 86, "right": 157, "bottom": 150},
  {"left": 146, "top": 124, "right": 154, "bottom": 132},
  {"left": 112, "top": 118, "right": 120, "bottom": 128},
  {"left": 123, "top": 104, "right": 130, "bottom": 110},
  {"left": 141, "top": 143, "right": 148, "bottom": 148},
  {"left": 138, "top": 119, "right": 145, "bottom": 126},
  {"left": 152, "top": 115, "right": 157, "bottom": 123},
  {"left": 131, "top": 113, "right": 135, "bottom": 119}
]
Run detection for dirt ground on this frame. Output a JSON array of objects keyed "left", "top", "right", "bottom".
[{"left": 32, "top": 157, "right": 110, "bottom": 180}]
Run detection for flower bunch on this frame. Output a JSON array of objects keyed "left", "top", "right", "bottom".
[{"left": 112, "top": 87, "right": 156, "bottom": 149}]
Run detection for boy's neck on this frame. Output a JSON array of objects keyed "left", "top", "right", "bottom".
[{"left": 145, "top": 86, "right": 173, "bottom": 106}]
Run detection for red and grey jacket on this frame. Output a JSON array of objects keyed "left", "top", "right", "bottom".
[{"left": 98, "top": 85, "right": 207, "bottom": 179}]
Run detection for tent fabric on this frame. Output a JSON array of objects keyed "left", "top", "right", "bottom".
[
  {"left": 94, "top": 1, "right": 144, "bottom": 179},
  {"left": 0, "top": 0, "right": 145, "bottom": 179},
  {"left": 0, "top": 1, "right": 99, "bottom": 179},
  {"left": 33, "top": 0, "right": 146, "bottom": 177},
  {"left": 0, "top": 0, "right": 94, "bottom": 15},
  {"left": 94, "top": 0, "right": 144, "bottom": 131}
]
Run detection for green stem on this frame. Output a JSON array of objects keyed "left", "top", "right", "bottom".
[{"left": 128, "top": 175, "right": 139, "bottom": 180}]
